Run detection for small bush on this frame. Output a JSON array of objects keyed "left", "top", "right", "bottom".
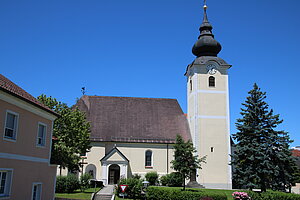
[
  {"left": 56, "top": 174, "right": 80, "bottom": 193},
  {"left": 160, "top": 175, "right": 168, "bottom": 186},
  {"left": 80, "top": 173, "right": 92, "bottom": 192},
  {"left": 159, "top": 172, "right": 182, "bottom": 187},
  {"left": 232, "top": 191, "right": 251, "bottom": 200},
  {"left": 146, "top": 186, "right": 227, "bottom": 200},
  {"left": 56, "top": 176, "right": 67, "bottom": 193},
  {"left": 145, "top": 171, "right": 159, "bottom": 186},
  {"left": 132, "top": 173, "right": 142, "bottom": 180},
  {"left": 167, "top": 172, "right": 183, "bottom": 187},
  {"left": 116, "top": 178, "right": 143, "bottom": 199}
]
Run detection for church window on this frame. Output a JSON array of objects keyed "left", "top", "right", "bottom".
[
  {"left": 209, "top": 76, "right": 215, "bottom": 87},
  {"left": 211, "top": 147, "right": 214, "bottom": 152},
  {"left": 145, "top": 150, "right": 152, "bottom": 167},
  {"left": 190, "top": 79, "right": 192, "bottom": 91}
]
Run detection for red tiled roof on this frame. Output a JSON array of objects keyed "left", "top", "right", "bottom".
[
  {"left": 0, "top": 74, "right": 58, "bottom": 116},
  {"left": 76, "top": 95, "right": 191, "bottom": 144},
  {"left": 292, "top": 149, "right": 300, "bottom": 157}
]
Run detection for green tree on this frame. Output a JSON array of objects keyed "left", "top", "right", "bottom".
[
  {"left": 231, "top": 83, "right": 296, "bottom": 192},
  {"left": 171, "top": 135, "right": 206, "bottom": 190},
  {"left": 37, "top": 94, "right": 91, "bottom": 173}
]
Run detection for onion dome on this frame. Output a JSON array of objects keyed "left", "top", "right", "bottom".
[{"left": 192, "top": 4, "right": 222, "bottom": 57}]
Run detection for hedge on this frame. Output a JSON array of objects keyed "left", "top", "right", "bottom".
[
  {"left": 56, "top": 174, "right": 80, "bottom": 193},
  {"left": 146, "top": 187, "right": 227, "bottom": 200},
  {"left": 248, "top": 191, "right": 300, "bottom": 200}
]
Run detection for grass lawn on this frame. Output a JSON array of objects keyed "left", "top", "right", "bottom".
[
  {"left": 55, "top": 187, "right": 101, "bottom": 200},
  {"left": 115, "top": 196, "right": 134, "bottom": 200}
]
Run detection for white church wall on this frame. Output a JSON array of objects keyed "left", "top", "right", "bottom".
[
  {"left": 84, "top": 143, "right": 105, "bottom": 181},
  {"left": 81, "top": 142, "right": 176, "bottom": 183},
  {"left": 116, "top": 143, "right": 175, "bottom": 177}
]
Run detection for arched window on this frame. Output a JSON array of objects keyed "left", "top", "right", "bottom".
[
  {"left": 85, "top": 164, "right": 97, "bottom": 179},
  {"left": 190, "top": 79, "right": 192, "bottom": 91},
  {"left": 209, "top": 76, "right": 215, "bottom": 87},
  {"left": 145, "top": 150, "right": 152, "bottom": 167}
]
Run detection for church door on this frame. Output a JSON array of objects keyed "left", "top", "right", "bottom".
[{"left": 108, "top": 164, "right": 120, "bottom": 184}]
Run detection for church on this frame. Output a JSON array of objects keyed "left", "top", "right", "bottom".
[{"left": 75, "top": 3, "right": 232, "bottom": 189}]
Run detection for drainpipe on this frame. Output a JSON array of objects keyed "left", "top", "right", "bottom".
[{"left": 167, "top": 144, "right": 169, "bottom": 174}]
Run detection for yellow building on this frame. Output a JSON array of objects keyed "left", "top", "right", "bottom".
[{"left": 0, "top": 74, "right": 58, "bottom": 199}]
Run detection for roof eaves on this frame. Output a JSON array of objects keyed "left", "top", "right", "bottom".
[{"left": 0, "top": 87, "right": 59, "bottom": 117}]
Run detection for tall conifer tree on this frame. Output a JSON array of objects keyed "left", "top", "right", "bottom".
[{"left": 231, "top": 83, "right": 296, "bottom": 192}]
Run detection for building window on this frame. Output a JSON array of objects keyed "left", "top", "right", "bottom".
[
  {"left": 32, "top": 183, "right": 42, "bottom": 200},
  {"left": 190, "top": 79, "right": 192, "bottom": 91},
  {"left": 4, "top": 111, "right": 18, "bottom": 140},
  {"left": 145, "top": 150, "right": 152, "bottom": 167},
  {"left": 37, "top": 123, "right": 46, "bottom": 147},
  {"left": 211, "top": 147, "right": 214, "bottom": 152},
  {"left": 209, "top": 76, "right": 215, "bottom": 87},
  {"left": 0, "top": 169, "right": 12, "bottom": 198}
]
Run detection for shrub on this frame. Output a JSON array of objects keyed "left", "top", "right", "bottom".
[
  {"left": 132, "top": 173, "right": 142, "bottom": 180},
  {"left": 145, "top": 171, "right": 159, "bottom": 186},
  {"left": 159, "top": 172, "right": 182, "bottom": 187},
  {"left": 116, "top": 178, "right": 143, "bottom": 199},
  {"left": 56, "top": 174, "right": 80, "bottom": 193},
  {"left": 232, "top": 191, "right": 251, "bottom": 200},
  {"left": 146, "top": 186, "right": 227, "bottom": 200},
  {"left": 80, "top": 173, "right": 92, "bottom": 192},
  {"left": 56, "top": 176, "right": 67, "bottom": 193},
  {"left": 248, "top": 190, "right": 300, "bottom": 200},
  {"left": 167, "top": 172, "right": 183, "bottom": 187},
  {"left": 160, "top": 175, "right": 168, "bottom": 186}
]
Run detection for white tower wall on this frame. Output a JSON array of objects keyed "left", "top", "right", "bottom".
[{"left": 186, "top": 60, "right": 232, "bottom": 189}]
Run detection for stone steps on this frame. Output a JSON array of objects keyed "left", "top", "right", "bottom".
[{"left": 94, "top": 194, "right": 112, "bottom": 200}]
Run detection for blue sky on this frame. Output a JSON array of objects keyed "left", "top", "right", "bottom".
[{"left": 1, "top": 0, "right": 299, "bottom": 146}]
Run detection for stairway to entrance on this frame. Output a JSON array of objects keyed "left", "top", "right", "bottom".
[{"left": 94, "top": 185, "right": 115, "bottom": 200}]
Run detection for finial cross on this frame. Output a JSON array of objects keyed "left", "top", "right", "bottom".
[{"left": 204, "top": 0, "right": 207, "bottom": 6}]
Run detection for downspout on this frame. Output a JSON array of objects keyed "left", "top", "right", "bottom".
[{"left": 167, "top": 144, "right": 169, "bottom": 174}]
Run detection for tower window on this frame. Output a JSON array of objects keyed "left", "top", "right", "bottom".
[
  {"left": 211, "top": 147, "right": 214, "bottom": 152},
  {"left": 190, "top": 79, "right": 192, "bottom": 91},
  {"left": 209, "top": 76, "right": 215, "bottom": 87},
  {"left": 145, "top": 150, "right": 152, "bottom": 167}
]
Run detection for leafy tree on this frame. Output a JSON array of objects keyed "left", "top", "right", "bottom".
[
  {"left": 231, "top": 83, "right": 296, "bottom": 192},
  {"left": 37, "top": 94, "right": 91, "bottom": 173},
  {"left": 171, "top": 135, "right": 206, "bottom": 190}
]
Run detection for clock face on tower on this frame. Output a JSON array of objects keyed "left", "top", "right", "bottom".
[{"left": 206, "top": 64, "right": 217, "bottom": 75}]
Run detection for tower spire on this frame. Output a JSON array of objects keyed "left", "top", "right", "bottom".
[{"left": 192, "top": 1, "right": 222, "bottom": 57}]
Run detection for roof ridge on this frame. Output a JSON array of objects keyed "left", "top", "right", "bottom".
[{"left": 85, "top": 95, "right": 177, "bottom": 101}]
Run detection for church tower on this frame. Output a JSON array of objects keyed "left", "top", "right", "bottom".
[{"left": 185, "top": 3, "right": 232, "bottom": 189}]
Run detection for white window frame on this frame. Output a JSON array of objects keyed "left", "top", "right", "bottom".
[
  {"left": 0, "top": 168, "right": 13, "bottom": 198},
  {"left": 3, "top": 110, "right": 19, "bottom": 142},
  {"left": 31, "top": 182, "right": 42, "bottom": 200},
  {"left": 36, "top": 122, "right": 47, "bottom": 147}
]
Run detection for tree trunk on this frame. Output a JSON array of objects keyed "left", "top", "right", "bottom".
[
  {"left": 261, "top": 178, "right": 267, "bottom": 192},
  {"left": 182, "top": 175, "right": 185, "bottom": 191}
]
